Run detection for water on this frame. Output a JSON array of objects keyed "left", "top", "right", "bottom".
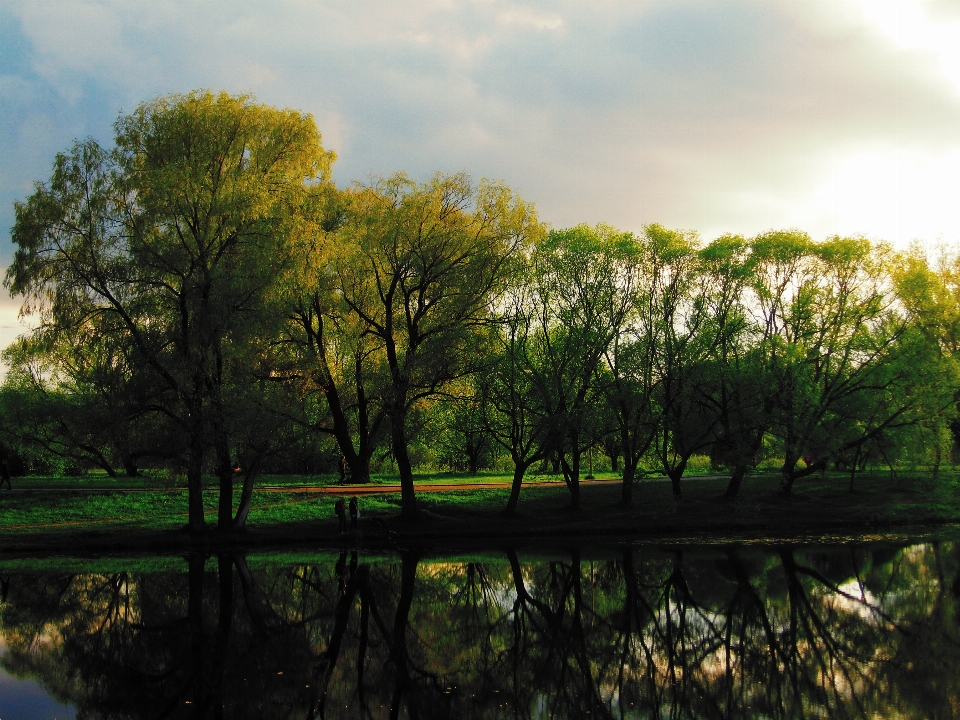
[
  {"left": 0, "top": 539, "right": 958, "bottom": 719},
  {"left": 0, "top": 665, "right": 75, "bottom": 720}
]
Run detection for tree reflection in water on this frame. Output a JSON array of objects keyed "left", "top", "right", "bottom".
[{"left": 0, "top": 542, "right": 957, "bottom": 719}]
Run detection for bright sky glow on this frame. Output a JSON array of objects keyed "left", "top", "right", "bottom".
[
  {"left": 814, "top": 147, "right": 960, "bottom": 243},
  {"left": 857, "top": 0, "right": 960, "bottom": 94},
  {"left": 802, "top": 0, "right": 960, "bottom": 244}
]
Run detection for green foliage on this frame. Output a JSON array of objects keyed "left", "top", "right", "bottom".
[
  {"left": 4, "top": 89, "right": 960, "bottom": 527},
  {"left": 323, "top": 172, "right": 543, "bottom": 516},
  {"left": 4, "top": 91, "right": 335, "bottom": 532}
]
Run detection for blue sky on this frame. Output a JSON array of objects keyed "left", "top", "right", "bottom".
[{"left": 3, "top": 0, "right": 960, "bottom": 345}]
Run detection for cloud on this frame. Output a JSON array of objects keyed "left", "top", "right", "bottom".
[
  {"left": 854, "top": 0, "right": 960, "bottom": 93},
  {"left": 2, "top": 0, "right": 960, "bottom": 277},
  {"left": 495, "top": 6, "right": 564, "bottom": 31}
]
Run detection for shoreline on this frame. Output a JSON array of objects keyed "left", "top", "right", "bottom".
[
  {"left": 1, "top": 511, "right": 958, "bottom": 561},
  {"left": 2, "top": 472, "right": 959, "bottom": 558}
]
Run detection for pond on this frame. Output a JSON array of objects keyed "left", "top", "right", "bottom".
[{"left": 0, "top": 538, "right": 958, "bottom": 719}]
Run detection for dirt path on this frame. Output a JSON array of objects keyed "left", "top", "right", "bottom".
[
  {"left": 4, "top": 478, "right": 641, "bottom": 495},
  {"left": 263, "top": 478, "right": 627, "bottom": 495}
]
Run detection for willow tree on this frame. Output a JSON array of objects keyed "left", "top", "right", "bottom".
[
  {"left": 331, "top": 173, "right": 541, "bottom": 518},
  {"left": 640, "top": 225, "right": 721, "bottom": 501},
  {"left": 881, "top": 246, "right": 960, "bottom": 479},
  {"left": 749, "top": 233, "right": 913, "bottom": 494},
  {"left": 696, "top": 234, "right": 767, "bottom": 499},
  {"left": 601, "top": 224, "right": 709, "bottom": 504},
  {"left": 6, "top": 91, "right": 334, "bottom": 533},
  {"left": 283, "top": 185, "right": 392, "bottom": 486},
  {"left": 527, "top": 225, "right": 640, "bottom": 510},
  {"left": 479, "top": 264, "right": 555, "bottom": 514}
]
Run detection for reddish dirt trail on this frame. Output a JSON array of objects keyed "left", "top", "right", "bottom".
[
  {"left": 5, "top": 478, "right": 634, "bottom": 495},
  {"left": 263, "top": 478, "right": 624, "bottom": 495}
]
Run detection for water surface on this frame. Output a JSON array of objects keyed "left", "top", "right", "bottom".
[{"left": 0, "top": 539, "right": 958, "bottom": 718}]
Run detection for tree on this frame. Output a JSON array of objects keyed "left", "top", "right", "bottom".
[
  {"left": 882, "top": 245, "right": 960, "bottom": 479},
  {"left": 748, "top": 233, "right": 915, "bottom": 494},
  {"left": 432, "top": 391, "right": 496, "bottom": 473},
  {"left": 596, "top": 226, "right": 665, "bottom": 506},
  {"left": 6, "top": 91, "right": 334, "bottom": 532},
  {"left": 0, "top": 326, "right": 168, "bottom": 477},
  {"left": 330, "top": 173, "right": 541, "bottom": 518},
  {"left": 526, "top": 225, "right": 639, "bottom": 510},
  {"left": 282, "top": 188, "right": 391, "bottom": 485},
  {"left": 696, "top": 234, "right": 768, "bottom": 499},
  {"left": 642, "top": 225, "right": 717, "bottom": 500},
  {"left": 479, "top": 274, "right": 554, "bottom": 513}
]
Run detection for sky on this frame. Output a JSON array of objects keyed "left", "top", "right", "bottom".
[{"left": 2, "top": 0, "right": 960, "bottom": 351}]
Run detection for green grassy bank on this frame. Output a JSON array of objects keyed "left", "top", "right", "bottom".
[{"left": 0, "top": 470, "right": 959, "bottom": 555}]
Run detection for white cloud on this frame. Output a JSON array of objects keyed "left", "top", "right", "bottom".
[
  {"left": 3, "top": 0, "right": 960, "bottom": 256},
  {"left": 5, "top": 0, "right": 960, "bottom": 377},
  {"left": 496, "top": 6, "right": 564, "bottom": 31},
  {"left": 855, "top": 0, "right": 960, "bottom": 94}
]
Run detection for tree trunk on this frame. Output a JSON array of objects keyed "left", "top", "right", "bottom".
[
  {"left": 560, "top": 444, "right": 581, "bottom": 511},
  {"left": 121, "top": 453, "right": 139, "bottom": 478},
  {"left": 313, "top": 310, "right": 378, "bottom": 485},
  {"left": 504, "top": 459, "right": 532, "bottom": 514},
  {"left": 79, "top": 444, "right": 117, "bottom": 477},
  {"left": 350, "top": 345, "right": 384, "bottom": 485},
  {"left": 621, "top": 456, "right": 636, "bottom": 506},
  {"left": 392, "top": 418, "right": 418, "bottom": 519},
  {"left": 232, "top": 464, "right": 259, "bottom": 530},
  {"left": 779, "top": 456, "right": 799, "bottom": 495},
  {"left": 343, "top": 443, "right": 376, "bottom": 485},
  {"left": 389, "top": 552, "right": 419, "bottom": 718},
  {"left": 338, "top": 424, "right": 378, "bottom": 486},
  {"left": 215, "top": 433, "right": 234, "bottom": 532},
  {"left": 724, "top": 464, "right": 748, "bottom": 499},
  {"left": 670, "top": 471, "right": 683, "bottom": 501},
  {"left": 467, "top": 440, "right": 481, "bottom": 475},
  {"left": 779, "top": 453, "right": 825, "bottom": 495},
  {"left": 667, "top": 455, "right": 688, "bottom": 500},
  {"left": 186, "top": 438, "right": 206, "bottom": 534},
  {"left": 848, "top": 446, "right": 861, "bottom": 493},
  {"left": 779, "top": 470, "right": 796, "bottom": 494},
  {"left": 359, "top": 450, "right": 373, "bottom": 485},
  {"left": 571, "top": 450, "right": 581, "bottom": 510},
  {"left": 620, "top": 426, "right": 635, "bottom": 506}
]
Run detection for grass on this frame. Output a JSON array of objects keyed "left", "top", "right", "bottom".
[
  {"left": 1, "top": 468, "right": 959, "bottom": 555},
  {"left": 0, "top": 469, "right": 563, "bottom": 491}
]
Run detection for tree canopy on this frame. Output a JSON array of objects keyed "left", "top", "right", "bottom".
[
  {"left": 4, "top": 90, "right": 960, "bottom": 529},
  {"left": 5, "top": 91, "right": 334, "bottom": 532}
]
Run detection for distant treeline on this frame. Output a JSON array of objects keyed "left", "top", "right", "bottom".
[{"left": 2, "top": 91, "right": 958, "bottom": 532}]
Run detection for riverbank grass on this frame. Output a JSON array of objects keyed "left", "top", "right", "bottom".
[{"left": 0, "top": 470, "right": 958, "bottom": 553}]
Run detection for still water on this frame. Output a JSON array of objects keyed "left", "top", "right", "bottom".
[{"left": 0, "top": 540, "right": 958, "bottom": 719}]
